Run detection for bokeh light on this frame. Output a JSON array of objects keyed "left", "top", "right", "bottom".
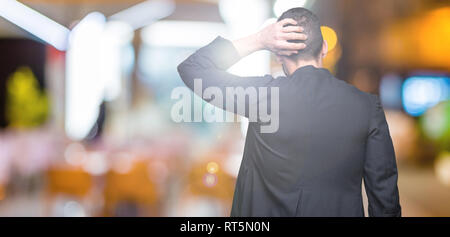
[
  {"left": 321, "top": 26, "right": 338, "bottom": 52},
  {"left": 206, "top": 162, "right": 219, "bottom": 174},
  {"left": 203, "top": 173, "right": 218, "bottom": 188},
  {"left": 435, "top": 152, "right": 450, "bottom": 187},
  {"left": 402, "top": 76, "right": 450, "bottom": 116}
]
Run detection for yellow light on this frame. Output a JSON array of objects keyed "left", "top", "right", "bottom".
[
  {"left": 417, "top": 7, "right": 450, "bottom": 67},
  {"left": 323, "top": 43, "right": 341, "bottom": 74},
  {"left": 380, "top": 7, "right": 450, "bottom": 69},
  {"left": 206, "top": 162, "right": 219, "bottom": 174},
  {"left": 321, "top": 26, "right": 338, "bottom": 52}
]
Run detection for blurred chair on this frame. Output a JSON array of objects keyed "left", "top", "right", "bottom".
[
  {"left": 45, "top": 167, "right": 93, "bottom": 216},
  {"left": 103, "top": 161, "right": 159, "bottom": 216}
]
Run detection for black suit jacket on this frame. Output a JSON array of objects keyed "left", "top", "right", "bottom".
[{"left": 177, "top": 37, "right": 401, "bottom": 217}]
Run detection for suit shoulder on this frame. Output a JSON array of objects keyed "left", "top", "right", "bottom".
[{"left": 331, "top": 76, "right": 375, "bottom": 105}]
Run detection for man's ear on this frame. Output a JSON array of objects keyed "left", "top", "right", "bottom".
[{"left": 321, "top": 40, "right": 328, "bottom": 58}]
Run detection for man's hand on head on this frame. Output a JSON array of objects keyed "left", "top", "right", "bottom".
[
  {"left": 231, "top": 18, "right": 306, "bottom": 58},
  {"left": 257, "top": 18, "right": 307, "bottom": 56}
]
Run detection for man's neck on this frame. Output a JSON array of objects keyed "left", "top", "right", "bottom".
[{"left": 284, "top": 60, "right": 321, "bottom": 76}]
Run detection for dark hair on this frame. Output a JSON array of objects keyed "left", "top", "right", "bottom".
[{"left": 277, "top": 7, "right": 324, "bottom": 61}]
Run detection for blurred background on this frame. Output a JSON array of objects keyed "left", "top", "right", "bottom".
[{"left": 0, "top": 0, "right": 449, "bottom": 217}]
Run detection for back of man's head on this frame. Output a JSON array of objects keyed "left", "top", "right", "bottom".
[{"left": 277, "top": 7, "right": 324, "bottom": 61}]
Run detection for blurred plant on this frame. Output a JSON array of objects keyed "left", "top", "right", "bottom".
[
  {"left": 421, "top": 101, "right": 450, "bottom": 151},
  {"left": 6, "top": 66, "right": 49, "bottom": 128}
]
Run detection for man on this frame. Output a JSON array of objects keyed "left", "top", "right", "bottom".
[{"left": 177, "top": 7, "right": 401, "bottom": 217}]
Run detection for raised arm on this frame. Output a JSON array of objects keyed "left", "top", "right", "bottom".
[
  {"left": 177, "top": 19, "right": 306, "bottom": 117},
  {"left": 364, "top": 95, "right": 401, "bottom": 217},
  {"left": 233, "top": 18, "right": 306, "bottom": 57}
]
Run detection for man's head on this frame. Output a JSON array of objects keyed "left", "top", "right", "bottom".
[{"left": 277, "top": 8, "right": 327, "bottom": 72}]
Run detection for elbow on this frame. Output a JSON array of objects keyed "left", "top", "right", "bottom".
[
  {"left": 177, "top": 62, "right": 189, "bottom": 83},
  {"left": 177, "top": 61, "right": 194, "bottom": 88},
  {"left": 177, "top": 62, "right": 186, "bottom": 79}
]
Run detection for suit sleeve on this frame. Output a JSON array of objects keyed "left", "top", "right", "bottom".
[
  {"left": 177, "top": 36, "right": 276, "bottom": 118},
  {"left": 363, "top": 95, "right": 401, "bottom": 217}
]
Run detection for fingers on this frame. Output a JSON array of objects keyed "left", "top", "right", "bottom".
[
  {"left": 281, "top": 32, "right": 307, "bottom": 41},
  {"left": 264, "top": 18, "right": 306, "bottom": 55},
  {"left": 277, "top": 51, "right": 299, "bottom": 56},
  {"left": 282, "top": 26, "right": 303, "bottom": 33},
  {"left": 278, "top": 18, "right": 298, "bottom": 27},
  {"left": 277, "top": 41, "right": 306, "bottom": 51}
]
